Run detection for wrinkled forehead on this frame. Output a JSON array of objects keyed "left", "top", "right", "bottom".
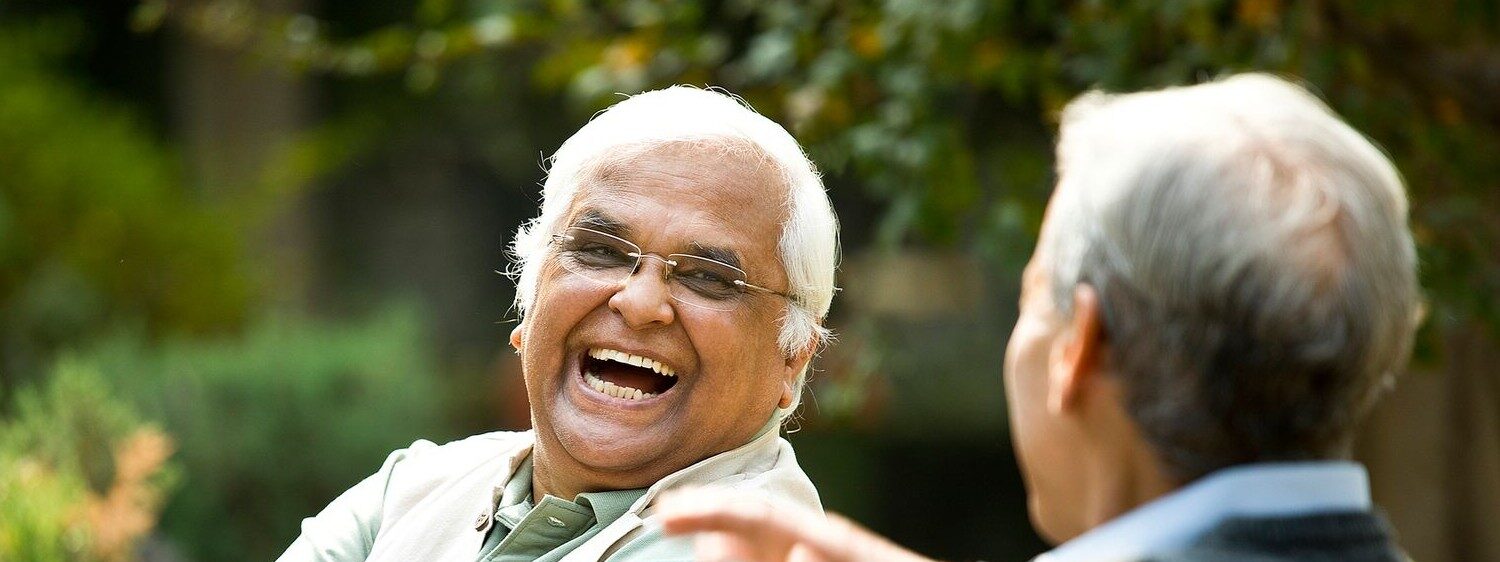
[
  {"left": 573, "top": 140, "right": 787, "bottom": 213},
  {"left": 588, "top": 139, "right": 780, "bottom": 195}
]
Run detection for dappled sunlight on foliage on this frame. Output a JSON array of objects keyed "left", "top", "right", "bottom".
[
  {"left": 0, "top": 1, "right": 1493, "bottom": 559},
  {"left": 81, "top": 429, "right": 176, "bottom": 562},
  {"left": 0, "top": 362, "right": 178, "bottom": 562},
  {"left": 138, "top": 0, "right": 1500, "bottom": 334}
]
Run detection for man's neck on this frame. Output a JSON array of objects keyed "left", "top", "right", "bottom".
[
  {"left": 1082, "top": 445, "right": 1178, "bottom": 533},
  {"left": 528, "top": 416, "right": 782, "bottom": 502},
  {"left": 529, "top": 444, "right": 594, "bottom": 502},
  {"left": 528, "top": 441, "right": 667, "bottom": 502}
]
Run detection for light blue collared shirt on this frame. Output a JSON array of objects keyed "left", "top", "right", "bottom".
[{"left": 1034, "top": 461, "right": 1373, "bottom": 562}]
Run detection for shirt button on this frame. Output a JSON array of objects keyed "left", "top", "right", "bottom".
[
  {"left": 546, "top": 516, "right": 567, "bottom": 528},
  {"left": 474, "top": 511, "right": 491, "bottom": 532}
]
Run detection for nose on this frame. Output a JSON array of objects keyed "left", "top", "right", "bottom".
[{"left": 608, "top": 254, "right": 676, "bottom": 329}]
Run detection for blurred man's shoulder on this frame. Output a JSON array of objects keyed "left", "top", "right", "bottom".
[{"left": 1143, "top": 511, "right": 1406, "bottom": 562}]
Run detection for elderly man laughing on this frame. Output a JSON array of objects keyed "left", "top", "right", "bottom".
[{"left": 276, "top": 87, "right": 838, "bottom": 562}]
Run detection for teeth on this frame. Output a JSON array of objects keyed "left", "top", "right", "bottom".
[
  {"left": 583, "top": 371, "right": 657, "bottom": 401},
  {"left": 587, "top": 348, "right": 677, "bottom": 377}
]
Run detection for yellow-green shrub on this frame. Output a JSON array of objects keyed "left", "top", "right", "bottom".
[{"left": 0, "top": 361, "right": 177, "bottom": 562}]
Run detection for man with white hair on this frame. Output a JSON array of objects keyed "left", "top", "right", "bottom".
[
  {"left": 659, "top": 73, "right": 1420, "bottom": 562},
  {"left": 278, "top": 86, "right": 838, "bottom": 561}
]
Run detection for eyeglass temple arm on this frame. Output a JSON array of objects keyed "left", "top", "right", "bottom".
[{"left": 736, "top": 279, "right": 797, "bottom": 300}]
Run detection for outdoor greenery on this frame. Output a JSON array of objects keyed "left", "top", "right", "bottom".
[
  {"left": 80, "top": 307, "right": 448, "bottom": 561},
  {"left": 0, "top": 0, "right": 1495, "bottom": 560},
  {"left": 0, "top": 22, "right": 446, "bottom": 559},
  {"left": 0, "top": 361, "right": 177, "bottom": 562},
  {"left": 0, "top": 19, "right": 252, "bottom": 394},
  {"left": 141, "top": 0, "right": 1500, "bottom": 332}
]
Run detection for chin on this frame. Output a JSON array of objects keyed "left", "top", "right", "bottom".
[
  {"left": 541, "top": 409, "right": 686, "bottom": 486},
  {"left": 561, "top": 426, "right": 670, "bottom": 471}
]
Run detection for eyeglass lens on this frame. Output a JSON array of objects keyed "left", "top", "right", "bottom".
[{"left": 554, "top": 227, "right": 749, "bottom": 311}]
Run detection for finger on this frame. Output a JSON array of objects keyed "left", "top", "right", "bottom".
[
  {"left": 658, "top": 491, "right": 814, "bottom": 537},
  {"left": 658, "top": 491, "right": 858, "bottom": 560},
  {"left": 694, "top": 531, "right": 761, "bottom": 562},
  {"left": 823, "top": 514, "right": 933, "bottom": 562},
  {"left": 657, "top": 490, "right": 930, "bottom": 562}
]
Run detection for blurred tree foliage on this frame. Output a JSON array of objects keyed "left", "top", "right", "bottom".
[
  {"left": 0, "top": 361, "right": 178, "bottom": 562},
  {"left": 0, "top": 20, "right": 253, "bottom": 392},
  {"left": 1, "top": 11, "right": 457, "bottom": 562},
  {"left": 141, "top": 0, "right": 1500, "bottom": 335},
  {"left": 78, "top": 306, "right": 448, "bottom": 561}
]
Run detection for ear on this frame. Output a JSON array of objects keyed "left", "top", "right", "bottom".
[
  {"left": 509, "top": 323, "right": 525, "bottom": 354},
  {"left": 778, "top": 338, "right": 818, "bottom": 409},
  {"left": 1046, "top": 284, "right": 1104, "bottom": 414}
]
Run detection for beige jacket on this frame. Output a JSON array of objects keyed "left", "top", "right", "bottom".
[{"left": 278, "top": 427, "right": 820, "bottom": 562}]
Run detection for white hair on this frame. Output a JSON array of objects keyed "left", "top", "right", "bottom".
[
  {"left": 510, "top": 86, "right": 839, "bottom": 419},
  {"left": 1045, "top": 73, "right": 1422, "bottom": 478}
]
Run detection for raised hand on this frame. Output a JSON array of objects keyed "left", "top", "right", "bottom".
[{"left": 656, "top": 489, "right": 936, "bottom": 562}]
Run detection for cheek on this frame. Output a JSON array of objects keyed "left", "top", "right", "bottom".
[
  {"left": 1003, "top": 329, "right": 1023, "bottom": 396},
  {"left": 1005, "top": 319, "right": 1048, "bottom": 411},
  {"left": 695, "top": 312, "right": 762, "bottom": 371},
  {"left": 1005, "top": 315, "right": 1063, "bottom": 484},
  {"left": 691, "top": 307, "right": 786, "bottom": 398},
  {"left": 523, "top": 274, "right": 607, "bottom": 371},
  {"left": 532, "top": 264, "right": 609, "bottom": 317}
]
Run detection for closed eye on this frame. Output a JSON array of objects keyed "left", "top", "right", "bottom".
[
  {"left": 679, "top": 268, "right": 730, "bottom": 284},
  {"left": 579, "top": 243, "right": 626, "bottom": 257},
  {"left": 568, "top": 242, "right": 634, "bottom": 266},
  {"left": 670, "top": 262, "right": 743, "bottom": 300}
]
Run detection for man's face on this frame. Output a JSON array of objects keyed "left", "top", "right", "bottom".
[
  {"left": 517, "top": 143, "right": 801, "bottom": 491},
  {"left": 1003, "top": 198, "right": 1090, "bottom": 543}
]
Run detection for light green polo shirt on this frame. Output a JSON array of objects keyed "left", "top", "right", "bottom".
[{"left": 476, "top": 455, "right": 692, "bottom": 562}]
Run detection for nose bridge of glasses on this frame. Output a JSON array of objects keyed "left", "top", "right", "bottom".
[{"left": 628, "top": 252, "right": 677, "bottom": 281}]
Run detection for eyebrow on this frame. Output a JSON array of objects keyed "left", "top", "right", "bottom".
[
  {"left": 686, "top": 243, "right": 742, "bottom": 269},
  {"left": 571, "top": 208, "right": 744, "bottom": 268},
  {"left": 571, "top": 209, "right": 631, "bottom": 237}
]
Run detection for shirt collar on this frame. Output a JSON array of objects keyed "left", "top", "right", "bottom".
[
  {"left": 493, "top": 456, "right": 536, "bottom": 529},
  {"left": 573, "top": 488, "right": 644, "bottom": 527},
  {"left": 487, "top": 413, "right": 786, "bottom": 527},
  {"left": 1035, "top": 461, "right": 1373, "bottom": 562},
  {"left": 496, "top": 455, "right": 535, "bottom": 511},
  {"left": 491, "top": 453, "right": 648, "bottom": 531}
]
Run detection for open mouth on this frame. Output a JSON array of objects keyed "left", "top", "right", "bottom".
[{"left": 581, "top": 348, "right": 679, "bottom": 401}]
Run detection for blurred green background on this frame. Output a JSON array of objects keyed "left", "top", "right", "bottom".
[{"left": 1, "top": 1, "right": 1497, "bottom": 561}]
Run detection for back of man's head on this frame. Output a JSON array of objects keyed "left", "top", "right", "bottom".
[{"left": 1044, "top": 73, "right": 1423, "bottom": 482}]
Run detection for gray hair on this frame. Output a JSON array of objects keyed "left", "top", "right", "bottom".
[
  {"left": 1046, "top": 73, "right": 1422, "bottom": 481},
  {"left": 510, "top": 86, "right": 839, "bottom": 419}
]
